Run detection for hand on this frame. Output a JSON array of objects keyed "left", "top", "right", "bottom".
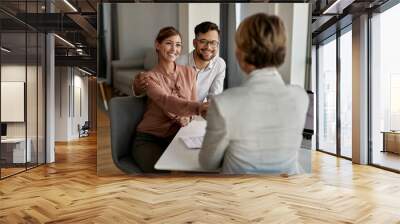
[
  {"left": 199, "top": 102, "right": 209, "bottom": 118},
  {"left": 175, "top": 116, "right": 190, "bottom": 127},
  {"left": 134, "top": 72, "right": 149, "bottom": 94}
]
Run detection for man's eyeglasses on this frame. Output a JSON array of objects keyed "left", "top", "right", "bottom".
[{"left": 197, "top": 39, "right": 220, "bottom": 48}]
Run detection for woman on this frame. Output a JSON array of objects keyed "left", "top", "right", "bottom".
[
  {"left": 132, "top": 27, "right": 207, "bottom": 173},
  {"left": 199, "top": 13, "right": 309, "bottom": 175}
]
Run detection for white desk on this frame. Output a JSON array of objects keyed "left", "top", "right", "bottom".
[
  {"left": 1, "top": 138, "right": 32, "bottom": 163},
  {"left": 155, "top": 117, "right": 311, "bottom": 173},
  {"left": 155, "top": 118, "right": 218, "bottom": 172}
]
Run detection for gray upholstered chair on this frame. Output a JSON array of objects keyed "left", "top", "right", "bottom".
[
  {"left": 112, "top": 48, "right": 157, "bottom": 95},
  {"left": 109, "top": 96, "right": 146, "bottom": 173}
]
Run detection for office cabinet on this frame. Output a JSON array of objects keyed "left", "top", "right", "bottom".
[{"left": 382, "top": 132, "right": 400, "bottom": 154}]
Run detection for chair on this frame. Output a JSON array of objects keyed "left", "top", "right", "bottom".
[
  {"left": 109, "top": 96, "right": 146, "bottom": 173},
  {"left": 112, "top": 48, "right": 157, "bottom": 95},
  {"left": 78, "top": 121, "right": 90, "bottom": 138}
]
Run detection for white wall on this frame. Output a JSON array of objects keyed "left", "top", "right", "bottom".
[
  {"left": 1, "top": 65, "right": 27, "bottom": 139},
  {"left": 289, "top": 4, "right": 310, "bottom": 87},
  {"left": 187, "top": 3, "right": 220, "bottom": 53},
  {"left": 117, "top": 3, "right": 179, "bottom": 60},
  {"left": 311, "top": 45, "right": 317, "bottom": 151},
  {"left": 55, "top": 67, "right": 89, "bottom": 141},
  {"left": 238, "top": 3, "right": 310, "bottom": 86},
  {"left": 1, "top": 65, "right": 26, "bottom": 81},
  {"left": 1, "top": 65, "right": 37, "bottom": 136},
  {"left": 72, "top": 74, "right": 89, "bottom": 138},
  {"left": 1, "top": 63, "right": 46, "bottom": 164},
  {"left": 55, "top": 67, "right": 69, "bottom": 141},
  {"left": 116, "top": 3, "right": 220, "bottom": 59}
]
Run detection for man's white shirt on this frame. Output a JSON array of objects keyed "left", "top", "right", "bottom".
[{"left": 176, "top": 51, "right": 226, "bottom": 102}]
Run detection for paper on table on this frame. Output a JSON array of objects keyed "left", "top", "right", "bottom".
[{"left": 180, "top": 136, "right": 204, "bottom": 149}]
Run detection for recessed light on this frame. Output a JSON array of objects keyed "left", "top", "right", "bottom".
[
  {"left": 63, "top": 0, "right": 78, "bottom": 12},
  {"left": 1, "top": 47, "right": 11, "bottom": 53},
  {"left": 54, "top": 34, "right": 75, "bottom": 48},
  {"left": 78, "top": 67, "right": 92, "bottom": 76}
]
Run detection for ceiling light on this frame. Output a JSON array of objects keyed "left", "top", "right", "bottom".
[
  {"left": 78, "top": 67, "right": 92, "bottom": 76},
  {"left": 322, "top": 0, "right": 351, "bottom": 15},
  {"left": 1, "top": 47, "right": 11, "bottom": 53},
  {"left": 63, "top": 0, "right": 78, "bottom": 12},
  {"left": 54, "top": 34, "right": 75, "bottom": 48}
]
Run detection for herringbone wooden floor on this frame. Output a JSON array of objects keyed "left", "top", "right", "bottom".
[{"left": 1, "top": 135, "right": 400, "bottom": 223}]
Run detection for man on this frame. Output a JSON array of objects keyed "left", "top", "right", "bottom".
[
  {"left": 134, "top": 22, "right": 226, "bottom": 102},
  {"left": 176, "top": 21, "right": 226, "bottom": 102}
]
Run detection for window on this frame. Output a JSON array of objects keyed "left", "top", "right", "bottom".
[
  {"left": 317, "top": 37, "right": 337, "bottom": 155},
  {"left": 370, "top": 2, "right": 400, "bottom": 171},
  {"left": 339, "top": 29, "right": 352, "bottom": 158}
]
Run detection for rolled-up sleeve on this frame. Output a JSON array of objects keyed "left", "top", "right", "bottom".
[
  {"left": 199, "top": 98, "right": 229, "bottom": 170},
  {"left": 207, "top": 60, "right": 226, "bottom": 98},
  {"left": 146, "top": 74, "right": 201, "bottom": 117}
]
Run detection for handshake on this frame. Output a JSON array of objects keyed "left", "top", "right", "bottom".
[
  {"left": 198, "top": 101, "right": 209, "bottom": 118},
  {"left": 133, "top": 72, "right": 210, "bottom": 119}
]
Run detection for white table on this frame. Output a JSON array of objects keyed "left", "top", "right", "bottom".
[
  {"left": 155, "top": 117, "right": 218, "bottom": 172},
  {"left": 1, "top": 138, "right": 32, "bottom": 163},
  {"left": 155, "top": 117, "right": 311, "bottom": 173}
]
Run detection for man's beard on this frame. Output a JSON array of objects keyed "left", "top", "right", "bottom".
[{"left": 196, "top": 49, "right": 215, "bottom": 61}]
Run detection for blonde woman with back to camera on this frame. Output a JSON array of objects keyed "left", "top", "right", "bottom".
[{"left": 199, "top": 13, "right": 309, "bottom": 175}]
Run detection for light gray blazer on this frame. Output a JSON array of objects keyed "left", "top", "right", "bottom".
[{"left": 199, "top": 67, "right": 309, "bottom": 174}]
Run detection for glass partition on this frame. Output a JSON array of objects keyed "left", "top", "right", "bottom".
[
  {"left": 1, "top": 31, "right": 28, "bottom": 177},
  {"left": 27, "top": 31, "right": 38, "bottom": 169},
  {"left": 339, "top": 28, "right": 352, "bottom": 158},
  {"left": 371, "top": 3, "right": 400, "bottom": 171},
  {"left": 0, "top": 1, "right": 46, "bottom": 179},
  {"left": 38, "top": 32, "right": 45, "bottom": 165}
]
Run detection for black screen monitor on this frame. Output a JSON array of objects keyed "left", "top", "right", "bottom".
[{"left": 1, "top": 123, "right": 7, "bottom": 137}]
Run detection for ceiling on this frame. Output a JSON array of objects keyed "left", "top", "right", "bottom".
[
  {"left": 0, "top": 0, "right": 98, "bottom": 74},
  {"left": 2, "top": 0, "right": 394, "bottom": 74},
  {"left": 311, "top": 0, "right": 391, "bottom": 44}
]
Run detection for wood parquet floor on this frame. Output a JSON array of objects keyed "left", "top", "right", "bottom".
[{"left": 1, "top": 135, "right": 400, "bottom": 224}]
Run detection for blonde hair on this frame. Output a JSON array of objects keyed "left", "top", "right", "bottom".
[{"left": 235, "top": 13, "right": 286, "bottom": 68}]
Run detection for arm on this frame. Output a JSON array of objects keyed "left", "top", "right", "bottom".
[
  {"left": 207, "top": 62, "right": 226, "bottom": 98},
  {"left": 146, "top": 78, "right": 201, "bottom": 117},
  {"left": 173, "top": 67, "right": 199, "bottom": 126},
  {"left": 199, "top": 99, "right": 229, "bottom": 170},
  {"left": 190, "top": 68, "right": 198, "bottom": 102}
]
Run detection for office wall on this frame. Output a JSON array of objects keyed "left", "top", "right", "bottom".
[
  {"left": 55, "top": 67, "right": 89, "bottom": 141},
  {"left": 1, "top": 63, "right": 45, "bottom": 170},
  {"left": 178, "top": 3, "right": 220, "bottom": 54},
  {"left": 1, "top": 65, "right": 39, "bottom": 139},
  {"left": 233, "top": 3, "right": 310, "bottom": 87},
  {"left": 117, "top": 3, "right": 179, "bottom": 60}
]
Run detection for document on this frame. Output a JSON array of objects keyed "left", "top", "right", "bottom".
[{"left": 180, "top": 136, "right": 204, "bottom": 149}]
